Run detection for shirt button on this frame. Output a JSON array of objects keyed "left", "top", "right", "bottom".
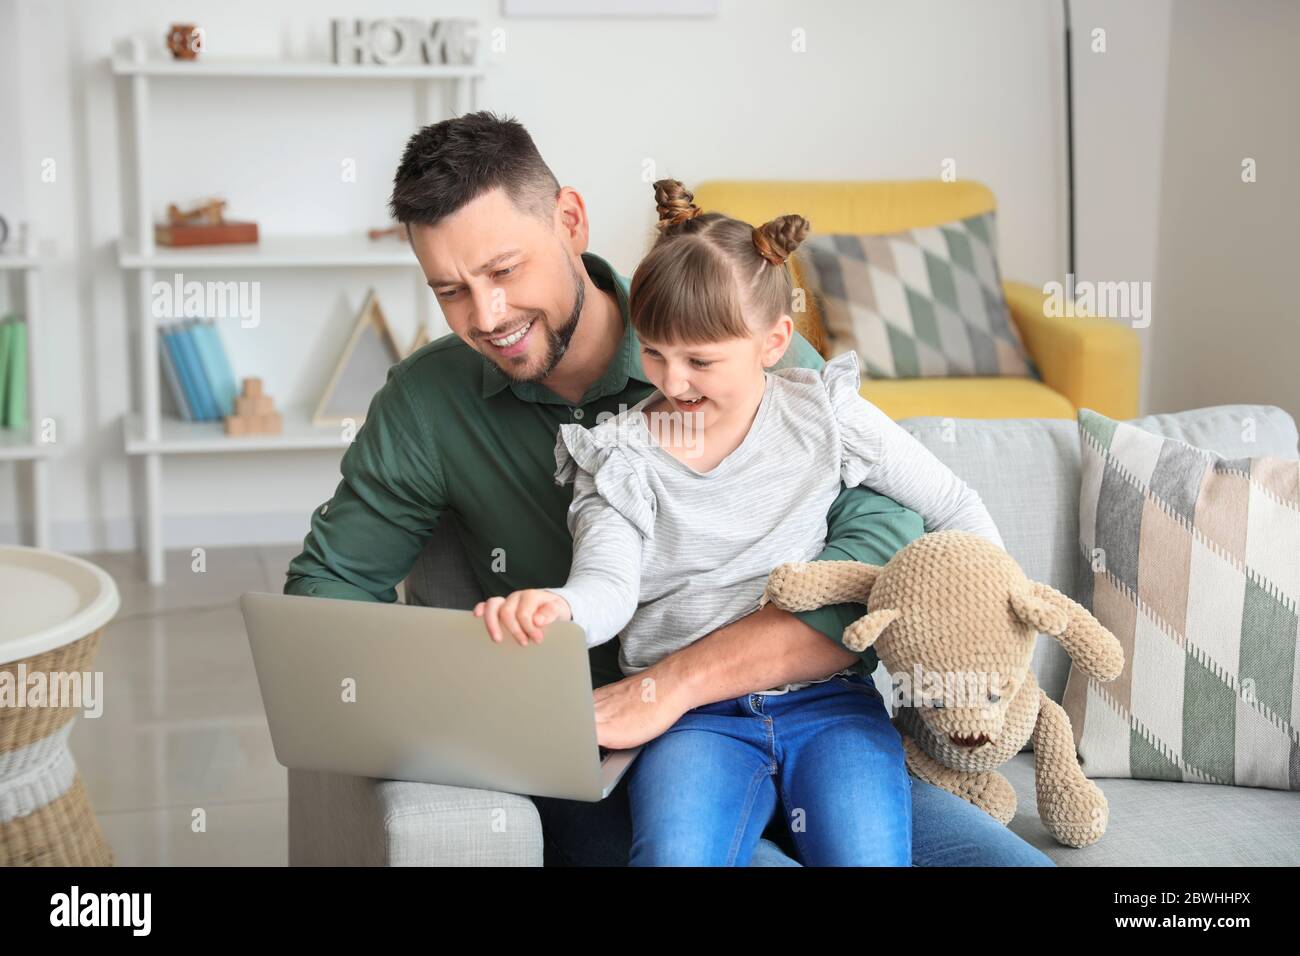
[
  {"left": 572, "top": 407, "right": 584, "bottom": 420},
  {"left": 320, "top": 503, "right": 328, "bottom": 515}
]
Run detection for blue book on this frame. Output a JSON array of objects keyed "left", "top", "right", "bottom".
[
  {"left": 159, "top": 327, "right": 193, "bottom": 421},
  {"left": 193, "top": 320, "right": 238, "bottom": 417},
  {"left": 184, "top": 320, "right": 223, "bottom": 419},
  {"left": 173, "top": 322, "right": 217, "bottom": 420},
  {"left": 165, "top": 324, "right": 204, "bottom": 421}
]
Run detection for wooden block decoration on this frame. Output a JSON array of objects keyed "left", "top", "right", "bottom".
[
  {"left": 224, "top": 377, "right": 282, "bottom": 436},
  {"left": 314, "top": 290, "right": 403, "bottom": 427}
]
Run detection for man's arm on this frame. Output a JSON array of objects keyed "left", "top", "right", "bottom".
[
  {"left": 641, "top": 483, "right": 925, "bottom": 710},
  {"left": 284, "top": 368, "right": 447, "bottom": 603}
]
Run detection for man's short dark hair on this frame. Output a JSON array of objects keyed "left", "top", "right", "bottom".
[{"left": 388, "top": 111, "right": 560, "bottom": 227}]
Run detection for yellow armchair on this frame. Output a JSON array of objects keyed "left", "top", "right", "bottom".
[{"left": 692, "top": 180, "right": 1140, "bottom": 421}]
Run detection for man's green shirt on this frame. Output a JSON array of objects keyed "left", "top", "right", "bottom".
[{"left": 285, "top": 252, "right": 925, "bottom": 688}]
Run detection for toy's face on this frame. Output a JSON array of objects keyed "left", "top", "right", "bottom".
[
  {"left": 861, "top": 531, "right": 1048, "bottom": 757},
  {"left": 881, "top": 631, "right": 1031, "bottom": 750},
  {"left": 872, "top": 556, "right": 1039, "bottom": 754}
]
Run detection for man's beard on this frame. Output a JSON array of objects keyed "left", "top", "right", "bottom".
[{"left": 493, "top": 258, "right": 585, "bottom": 385}]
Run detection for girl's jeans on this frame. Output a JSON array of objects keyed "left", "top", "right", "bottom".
[{"left": 627, "top": 671, "right": 912, "bottom": 866}]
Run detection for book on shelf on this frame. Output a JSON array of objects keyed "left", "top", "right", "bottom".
[
  {"left": 159, "top": 326, "right": 193, "bottom": 421},
  {"left": 0, "top": 317, "right": 11, "bottom": 426},
  {"left": 191, "top": 319, "right": 238, "bottom": 417},
  {"left": 0, "top": 315, "right": 28, "bottom": 429},
  {"left": 158, "top": 320, "right": 239, "bottom": 423}
]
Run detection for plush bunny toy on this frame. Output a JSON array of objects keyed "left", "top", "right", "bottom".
[{"left": 759, "top": 530, "right": 1124, "bottom": 848}]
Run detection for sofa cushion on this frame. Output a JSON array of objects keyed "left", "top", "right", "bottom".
[
  {"left": 897, "top": 405, "right": 1300, "bottom": 706},
  {"left": 798, "top": 213, "right": 1037, "bottom": 380},
  {"left": 1001, "top": 751, "right": 1300, "bottom": 865},
  {"left": 405, "top": 515, "right": 485, "bottom": 611},
  {"left": 1064, "top": 407, "right": 1300, "bottom": 790},
  {"left": 860, "top": 373, "right": 1075, "bottom": 421}
]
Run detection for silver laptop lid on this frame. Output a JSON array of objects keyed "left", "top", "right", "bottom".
[{"left": 241, "top": 591, "right": 614, "bottom": 801}]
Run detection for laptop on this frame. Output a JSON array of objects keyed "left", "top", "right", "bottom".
[{"left": 240, "top": 591, "right": 640, "bottom": 801}]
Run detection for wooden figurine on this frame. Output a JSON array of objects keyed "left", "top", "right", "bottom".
[
  {"left": 167, "top": 199, "right": 228, "bottom": 226},
  {"left": 157, "top": 198, "right": 258, "bottom": 247},
  {"left": 224, "top": 377, "right": 283, "bottom": 436}
]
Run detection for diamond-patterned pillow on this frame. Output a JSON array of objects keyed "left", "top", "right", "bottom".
[
  {"left": 796, "top": 212, "right": 1037, "bottom": 379},
  {"left": 1064, "top": 407, "right": 1300, "bottom": 790}
]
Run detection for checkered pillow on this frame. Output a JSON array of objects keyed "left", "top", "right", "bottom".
[
  {"left": 1064, "top": 407, "right": 1300, "bottom": 790},
  {"left": 796, "top": 212, "right": 1037, "bottom": 379}
]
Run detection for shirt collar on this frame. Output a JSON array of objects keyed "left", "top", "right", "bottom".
[{"left": 480, "top": 251, "right": 655, "bottom": 402}]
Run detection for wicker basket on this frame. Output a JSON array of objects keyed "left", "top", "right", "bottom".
[{"left": 0, "top": 629, "right": 114, "bottom": 866}]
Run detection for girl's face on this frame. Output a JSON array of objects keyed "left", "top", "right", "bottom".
[{"left": 638, "top": 314, "right": 794, "bottom": 426}]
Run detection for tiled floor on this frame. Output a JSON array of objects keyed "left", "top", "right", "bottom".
[{"left": 67, "top": 544, "right": 312, "bottom": 866}]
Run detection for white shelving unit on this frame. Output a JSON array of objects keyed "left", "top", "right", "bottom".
[
  {"left": 111, "top": 35, "right": 484, "bottom": 584},
  {"left": 0, "top": 228, "right": 52, "bottom": 548}
]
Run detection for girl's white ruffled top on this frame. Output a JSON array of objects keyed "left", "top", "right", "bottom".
[{"left": 548, "top": 351, "right": 1005, "bottom": 692}]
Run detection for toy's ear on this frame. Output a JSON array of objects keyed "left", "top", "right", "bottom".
[
  {"left": 1008, "top": 581, "right": 1070, "bottom": 635},
  {"left": 1011, "top": 581, "right": 1124, "bottom": 682},
  {"left": 843, "top": 608, "right": 901, "bottom": 653},
  {"left": 759, "top": 560, "right": 883, "bottom": 613}
]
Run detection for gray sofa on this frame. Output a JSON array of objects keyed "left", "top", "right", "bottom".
[{"left": 288, "top": 404, "right": 1300, "bottom": 866}]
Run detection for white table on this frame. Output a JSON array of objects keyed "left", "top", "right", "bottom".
[{"left": 0, "top": 546, "right": 119, "bottom": 865}]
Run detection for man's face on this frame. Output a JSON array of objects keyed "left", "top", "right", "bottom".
[{"left": 408, "top": 187, "right": 584, "bottom": 384}]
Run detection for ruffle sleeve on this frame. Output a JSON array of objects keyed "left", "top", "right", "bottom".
[
  {"left": 553, "top": 423, "right": 657, "bottom": 540},
  {"left": 820, "top": 350, "right": 884, "bottom": 490}
]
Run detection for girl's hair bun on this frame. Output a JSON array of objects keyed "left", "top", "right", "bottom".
[
  {"left": 752, "top": 215, "right": 811, "bottom": 266},
  {"left": 654, "top": 179, "right": 703, "bottom": 232}
]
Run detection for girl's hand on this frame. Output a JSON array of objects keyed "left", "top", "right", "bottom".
[{"left": 474, "top": 590, "right": 572, "bottom": 646}]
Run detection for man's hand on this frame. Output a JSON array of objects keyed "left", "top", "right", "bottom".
[
  {"left": 592, "top": 602, "right": 861, "bottom": 748},
  {"left": 592, "top": 670, "right": 692, "bottom": 750},
  {"left": 474, "top": 589, "right": 572, "bottom": 646}
]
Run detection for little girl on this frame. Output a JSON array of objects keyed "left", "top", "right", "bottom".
[{"left": 475, "top": 179, "right": 1005, "bottom": 866}]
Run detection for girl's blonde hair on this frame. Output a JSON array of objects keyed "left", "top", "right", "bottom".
[{"left": 629, "top": 179, "right": 810, "bottom": 345}]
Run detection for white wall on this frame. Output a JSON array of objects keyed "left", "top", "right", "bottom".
[
  {"left": 1147, "top": 0, "right": 1300, "bottom": 424},
  {"left": 1, "top": 0, "right": 1178, "bottom": 553},
  {"left": 1070, "top": 0, "right": 1173, "bottom": 415}
]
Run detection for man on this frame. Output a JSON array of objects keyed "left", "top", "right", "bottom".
[{"left": 285, "top": 111, "right": 1052, "bottom": 867}]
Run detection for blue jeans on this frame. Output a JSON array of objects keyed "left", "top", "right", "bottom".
[
  {"left": 533, "top": 674, "right": 1057, "bottom": 867},
  {"left": 627, "top": 672, "right": 910, "bottom": 866}
]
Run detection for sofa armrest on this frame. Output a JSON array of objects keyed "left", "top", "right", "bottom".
[
  {"left": 288, "top": 523, "right": 545, "bottom": 866},
  {"left": 1003, "top": 280, "right": 1141, "bottom": 420},
  {"left": 288, "top": 769, "right": 543, "bottom": 866}
]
